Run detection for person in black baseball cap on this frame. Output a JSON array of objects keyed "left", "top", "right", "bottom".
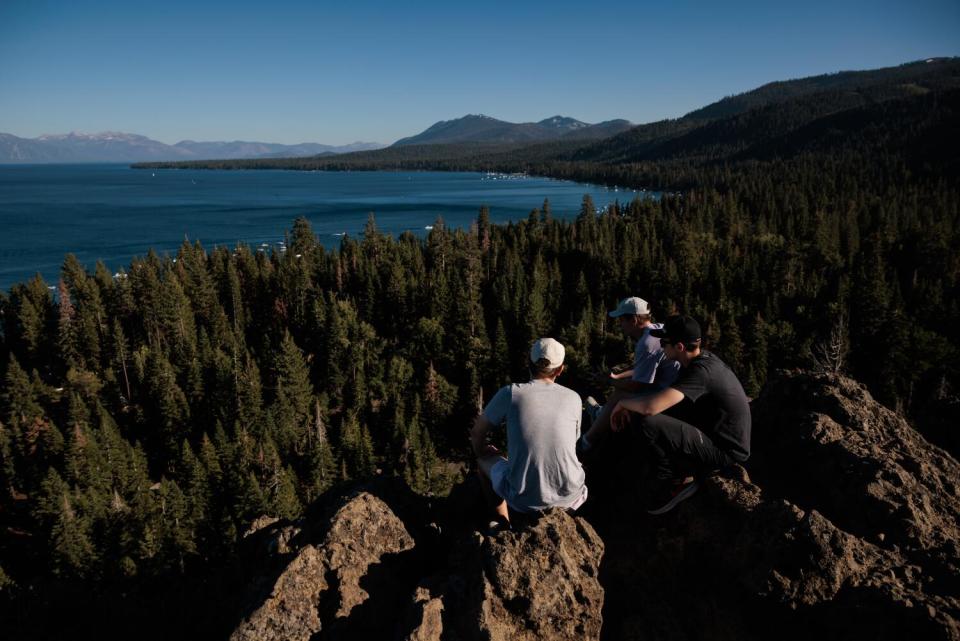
[
  {"left": 649, "top": 315, "right": 703, "bottom": 346},
  {"left": 608, "top": 314, "right": 752, "bottom": 515}
]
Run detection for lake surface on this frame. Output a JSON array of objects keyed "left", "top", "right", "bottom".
[{"left": 0, "top": 164, "right": 647, "bottom": 291}]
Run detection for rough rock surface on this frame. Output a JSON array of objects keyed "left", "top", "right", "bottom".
[
  {"left": 224, "top": 371, "right": 959, "bottom": 641},
  {"left": 230, "top": 491, "right": 415, "bottom": 641},
  {"left": 227, "top": 483, "right": 606, "bottom": 641},
  {"left": 401, "top": 509, "right": 605, "bottom": 641},
  {"left": 591, "top": 371, "right": 960, "bottom": 641},
  {"left": 480, "top": 511, "right": 604, "bottom": 640}
]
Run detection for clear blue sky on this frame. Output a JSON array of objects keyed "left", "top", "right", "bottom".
[{"left": 1, "top": 0, "right": 957, "bottom": 145}]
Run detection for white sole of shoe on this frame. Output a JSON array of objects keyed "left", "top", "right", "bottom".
[{"left": 647, "top": 481, "right": 700, "bottom": 515}]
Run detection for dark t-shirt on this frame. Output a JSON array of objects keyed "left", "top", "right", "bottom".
[{"left": 671, "top": 351, "right": 751, "bottom": 462}]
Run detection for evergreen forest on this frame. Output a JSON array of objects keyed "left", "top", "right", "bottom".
[{"left": 3, "top": 57, "right": 960, "bottom": 628}]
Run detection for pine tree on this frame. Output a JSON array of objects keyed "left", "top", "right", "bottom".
[
  {"left": 422, "top": 362, "right": 456, "bottom": 451},
  {"left": 57, "top": 278, "right": 81, "bottom": 370},
  {"left": 272, "top": 332, "right": 314, "bottom": 456},
  {"left": 745, "top": 314, "right": 769, "bottom": 397},
  {"left": 0, "top": 420, "right": 16, "bottom": 498},
  {"left": 489, "top": 317, "right": 511, "bottom": 386},
  {"left": 8, "top": 275, "right": 56, "bottom": 369},
  {"left": 142, "top": 349, "right": 191, "bottom": 466},
  {"left": 110, "top": 318, "right": 133, "bottom": 405},
  {"left": 47, "top": 485, "right": 97, "bottom": 578},
  {"left": 403, "top": 409, "right": 425, "bottom": 492},
  {"left": 306, "top": 432, "right": 337, "bottom": 500},
  {"left": 237, "top": 471, "right": 267, "bottom": 523},
  {"left": 477, "top": 206, "right": 491, "bottom": 252},
  {"left": 271, "top": 465, "right": 302, "bottom": 520},
  {"left": 524, "top": 253, "right": 550, "bottom": 343},
  {"left": 3, "top": 356, "right": 41, "bottom": 426},
  {"left": 179, "top": 440, "right": 209, "bottom": 534},
  {"left": 235, "top": 350, "right": 265, "bottom": 435},
  {"left": 158, "top": 478, "right": 195, "bottom": 572},
  {"left": 417, "top": 422, "right": 440, "bottom": 495}
]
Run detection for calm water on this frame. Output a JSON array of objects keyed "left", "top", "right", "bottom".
[{"left": 0, "top": 164, "right": 647, "bottom": 291}]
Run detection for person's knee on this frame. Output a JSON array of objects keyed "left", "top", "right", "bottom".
[
  {"left": 478, "top": 455, "right": 505, "bottom": 480},
  {"left": 634, "top": 413, "right": 659, "bottom": 437}
]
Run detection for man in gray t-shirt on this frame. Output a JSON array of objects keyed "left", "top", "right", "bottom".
[{"left": 471, "top": 338, "right": 587, "bottom": 526}]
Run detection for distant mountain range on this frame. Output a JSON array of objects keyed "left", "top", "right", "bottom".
[
  {"left": 139, "top": 57, "right": 960, "bottom": 179},
  {"left": 0, "top": 132, "right": 385, "bottom": 164},
  {"left": 392, "top": 115, "right": 633, "bottom": 146}
]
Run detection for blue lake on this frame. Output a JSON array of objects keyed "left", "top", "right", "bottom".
[{"left": 0, "top": 164, "right": 648, "bottom": 291}]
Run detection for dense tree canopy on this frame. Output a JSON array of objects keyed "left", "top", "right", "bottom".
[{"left": 3, "top": 58, "right": 959, "bottom": 601}]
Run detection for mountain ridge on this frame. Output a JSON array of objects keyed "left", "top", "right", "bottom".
[
  {"left": 137, "top": 57, "right": 960, "bottom": 175},
  {"left": 391, "top": 114, "right": 633, "bottom": 146},
  {"left": 0, "top": 132, "right": 385, "bottom": 164}
]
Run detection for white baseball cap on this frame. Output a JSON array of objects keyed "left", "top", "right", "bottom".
[
  {"left": 608, "top": 296, "right": 651, "bottom": 318},
  {"left": 530, "top": 338, "right": 565, "bottom": 369}
]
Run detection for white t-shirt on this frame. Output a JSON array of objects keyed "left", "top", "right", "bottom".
[{"left": 632, "top": 323, "right": 680, "bottom": 387}]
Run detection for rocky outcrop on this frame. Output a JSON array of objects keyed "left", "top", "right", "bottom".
[
  {"left": 225, "top": 371, "right": 959, "bottom": 641},
  {"left": 401, "top": 509, "right": 605, "bottom": 641},
  {"left": 750, "top": 372, "right": 960, "bottom": 589},
  {"left": 227, "top": 483, "right": 605, "bottom": 641},
  {"left": 230, "top": 492, "right": 416, "bottom": 641},
  {"left": 479, "top": 512, "right": 604, "bottom": 640},
  {"left": 592, "top": 371, "right": 960, "bottom": 641}
]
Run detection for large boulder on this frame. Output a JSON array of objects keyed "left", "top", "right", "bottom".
[
  {"left": 230, "top": 491, "right": 416, "bottom": 641},
  {"left": 750, "top": 372, "right": 960, "bottom": 583},
  {"left": 480, "top": 510, "right": 605, "bottom": 640},
  {"left": 678, "top": 472, "right": 959, "bottom": 640},
  {"left": 227, "top": 483, "right": 605, "bottom": 641},
  {"left": 410, "top": 509, "right": 605, "bottom": 641},
  {"left": 593, "top": 370, "right": 960, "bottom": 641}
]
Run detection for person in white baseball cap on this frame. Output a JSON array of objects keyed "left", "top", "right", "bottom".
[
  {"left": 578, "top": 296, "right": 680, "bottom": 454},
  {"left": 470, "top": 338, "right": 587, "bottom": 532}
]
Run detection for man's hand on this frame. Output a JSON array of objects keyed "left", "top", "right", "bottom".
[
  {"left": 610, "top": 401, "right": 632, "bottom": 432},
  {"left": 479, "top": 444, "right": 501, "bottom": 458}
]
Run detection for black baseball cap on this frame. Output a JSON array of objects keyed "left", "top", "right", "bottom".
[{"left": 650, "top": 315, "right": 701, "bottom": 344}]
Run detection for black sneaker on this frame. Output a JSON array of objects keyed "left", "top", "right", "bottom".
[{"left": 646, "top": 477, "right": 699, "bottom": 515}]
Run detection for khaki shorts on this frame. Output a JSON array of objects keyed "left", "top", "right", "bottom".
[{"left": 489, "top": 458, "right": 588, "bottom": 512}]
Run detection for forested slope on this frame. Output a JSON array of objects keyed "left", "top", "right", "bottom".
[
  {"left": 2, "top": 57, "right": 960, "bottom": 635},
  {"left": 3, "top": 155, "right": 958, "bottom": 590}
]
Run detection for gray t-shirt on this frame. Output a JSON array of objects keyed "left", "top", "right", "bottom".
[
  {"left": 482, "top": 380, "right": 586, "bottom": 512},
  {"left": 633, "top": 323, "right": 680, "bottom": 387}
]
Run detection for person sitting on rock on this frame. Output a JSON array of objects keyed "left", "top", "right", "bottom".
[
  {"left": 608, "top": 315, "right": 751, "bottom": 515},
  {"left": 578, "top": 296, "right": 680, "bottom": 452},
  {"left": 471, "top": 338, "right": 588, "bottom": 530}
]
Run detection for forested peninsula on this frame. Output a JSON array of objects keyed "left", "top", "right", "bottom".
[{"left": 3, "top": 58, "right": 960, "bottom": 637}]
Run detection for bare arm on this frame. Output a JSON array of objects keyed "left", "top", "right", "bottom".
[
  {"left": 610, "top": 387, "right": 685, "bottom": 431},
  {"left": 470, "top": 414, "right": 497, "bottom": 458},
  {"left": 610, "top": 377, "right": 658, "bottom": 393}
]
